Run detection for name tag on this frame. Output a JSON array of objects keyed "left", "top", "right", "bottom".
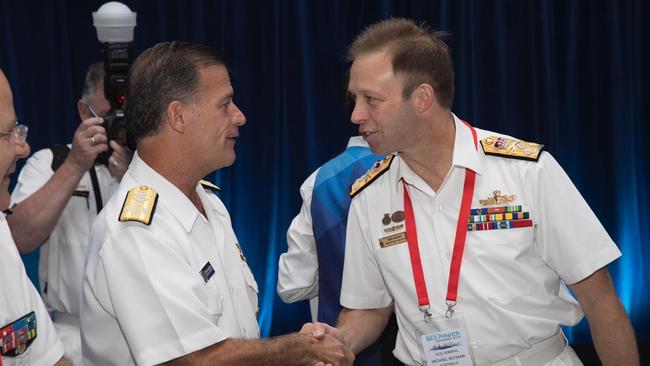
[
  {"left": 378, "top": 232, "right": 407, "bottom": 248},
  {"left": 418, "top": 314, "right": 474, "bottom": 366},
  {"left": 200, "top": 262, "right": 215, "bottom": 283}
]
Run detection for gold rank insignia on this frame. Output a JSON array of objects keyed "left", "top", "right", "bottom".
[
  {"left": 350, "top": 154, "right": 395, "bottom": 198},
  {"left": 479, "top": 190, "right": 517, "bottom": 206},
  {"left": 119, "top": 186, "right": 158, "bottom": 225},
  {"left": 480, "top": 136, "right": 544, "bottom": 162},
  {"left": 200, "top": 180, "right": 221, "bottom": 192}
]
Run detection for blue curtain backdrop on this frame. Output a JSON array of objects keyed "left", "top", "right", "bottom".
[{"left": 1, "top": 0, "right": 648, "bottom": 346}]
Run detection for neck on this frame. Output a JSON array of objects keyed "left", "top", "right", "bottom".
[
  {"left": 138, "top": 139, "right": 207, "bottom": 216},
  {"left": 399, "top": 112, "right": 456, "bottom": 192}
]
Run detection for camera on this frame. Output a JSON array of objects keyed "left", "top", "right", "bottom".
[
  {"left": 92, "top": 2, "right": 137, "bottom": 165},
  {"left": 95, "top": 42, "right": 134, "bottom": 165}
]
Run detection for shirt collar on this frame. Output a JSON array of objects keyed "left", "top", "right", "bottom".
[
  {"left": 127, "top": 152, "right": 200, "bottom": 232},
  {"left": 347, "top": 136, "right": 369, "bottom": 148},
  {"left": 394, "top": 113, "right": 484, "bottom": 190},
  {"left": 451, "top": 113, "right": 483, "bottom": 176}
]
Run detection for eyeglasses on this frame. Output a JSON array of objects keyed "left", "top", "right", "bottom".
[{"left": 0, "top": 122, "right": 28, "bottom": 144}]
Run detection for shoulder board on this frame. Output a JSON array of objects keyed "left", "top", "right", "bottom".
[
  {"left": 200, "top": 180, "right": 221, "bottom": 192},
  {"left": 349, "top": 154, "right": 395, "bottom": 198},
  {"left": 480, "top": 136, "right": 544, "bottom": 162},
  {"left": 119, "top": 186, "right": 158, "bottom": 225}
]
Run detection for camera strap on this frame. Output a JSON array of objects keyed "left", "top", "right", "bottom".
[{"left": 50, "top": 144, "right": 103, "bottom": 214}]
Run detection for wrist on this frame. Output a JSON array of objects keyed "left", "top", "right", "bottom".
[{"left": 59, "top": 158, "right": 89, "bottom": 179}]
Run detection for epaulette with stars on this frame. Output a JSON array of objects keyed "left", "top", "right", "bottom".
[
  {"left": 119, "top": 186, "right": 159, "bottom": 225},
  {"left": 480, "top": 136, "right": 544, "bottom": 162},
  {"left": 349, "top": 154, "right": 395, "bottom": 198}
]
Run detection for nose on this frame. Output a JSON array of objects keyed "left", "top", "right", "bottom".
[
  {"left": 15, "top": 140, "right": 30, "bottom": 159},
  {"left": 231, "top": 103, "right": 246, "bottom": 127},
  {"left": 350, "top": 102, "right": 367, "bottom": 125}
]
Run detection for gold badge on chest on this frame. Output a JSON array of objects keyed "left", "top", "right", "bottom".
[{"left": 479, "top": 190, "right": 517, "bottom": 206}]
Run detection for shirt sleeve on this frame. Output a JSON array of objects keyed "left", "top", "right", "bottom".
[
  {"left": 10, "top": 149, "right": 54, "bottom": 205},
  {"left": 98, "top": 226, "right": 227, "bottom": 366},
  {"left": 532, "top": 152, "right": 621, "bottom": 285},
  {"left": 340, "top": 196, "right": 393, "bottom": 309},
  {"left": 0, "top": 224, "right": 64, "bottom": 366},
  {"left": 23, "top": 272, "right": 65, "bottom": 366},
  {"left": 277, "top": 169, "right": 319, "bottom": 303}
]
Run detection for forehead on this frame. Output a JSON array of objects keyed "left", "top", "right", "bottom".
[
  {"left": 197, "top": 65, "right": 232, "bottom": 96},
  {"left": 348, "top": 51, "right": 399, "bottom": 92},
  {"left": 0, "top": 75, "right": 16, "bottom": 130}
]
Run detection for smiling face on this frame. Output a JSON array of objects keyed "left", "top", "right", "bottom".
[
  {"left": 0, "top": 71, "right": 29, "bottom": 210},
  {"left": 348, "top": 51, "right": 419, "bottom": 156},
  {"left": 185, "top": 65, "right": 246, "bottom": 173}
]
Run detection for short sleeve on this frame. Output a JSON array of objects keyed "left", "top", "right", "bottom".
[
  {"left": 22, "top": 274, "right": 65, "bottom": 366},
  {"left": 11, "top": 149, "right": 55, "bottom": 205},
  {"left": 277, "top": 169, "right": 319, "bottom": 303},
  {"left": 340, "top": 197, "right": 393, "bottom": 309},
  {"left": 533, "top": 152, "right": 621, "bottom": 284},
  {"left": 98, "top": 227, "right": 227, "bottom": 365}
]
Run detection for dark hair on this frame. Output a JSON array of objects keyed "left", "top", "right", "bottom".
[
  {"left": 80, "top": 62, "right": 105, "bottom": 101},
  {"left": 125, "top": 41, "right": 227, "bottom": 143},
  {"left": 348, "top": 18, "right": 455, "bottom": 109}
]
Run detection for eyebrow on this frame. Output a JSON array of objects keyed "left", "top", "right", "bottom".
[{"left": 219, "top": 92, "right": 234, "bottom": 104}]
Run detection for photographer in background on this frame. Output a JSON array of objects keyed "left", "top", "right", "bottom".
[{"left": 7, "top": 62, "right": 133, "bottom": 365}]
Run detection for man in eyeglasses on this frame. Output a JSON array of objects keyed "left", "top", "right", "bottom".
[
  {"left": 7, "top": 62, "right": 132, "bottom": 365},
  {"left": 0, "top": 69, "right": 69, "bottom": 365}
]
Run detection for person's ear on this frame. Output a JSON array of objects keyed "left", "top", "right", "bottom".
[
  {"left": 77, "top": 100, "right": 90, "bottom": 120},
  {"left": 411, "top": 83, "right": 435, "bottom": 113},
  {"left": 165, "top": 101, "right": 188, "bottom": 134}
]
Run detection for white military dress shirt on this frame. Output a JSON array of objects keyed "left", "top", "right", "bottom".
[
  {"left": 340, "top": 115, "right": 621, "bottom": 365},
  {"left": 11, "top": 147, "right": 119, "bottom": 318},
  {"left": 0, "top": 215, "right": 64, "bottom": 366},
  {"left": 80, "top": 153, "right": 259, "bottom": 366}
]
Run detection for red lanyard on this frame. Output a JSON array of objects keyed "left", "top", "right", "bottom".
[{"left": 402, "top": 121, "right": 477, "bottom": 320}]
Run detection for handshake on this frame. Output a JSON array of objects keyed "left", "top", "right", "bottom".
[{"left": 294, "top": 322, "right": 354, "bottom": 366}]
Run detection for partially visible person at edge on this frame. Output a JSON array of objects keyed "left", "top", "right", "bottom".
[
  {"left": 8, "top": 62, "right": 132, "bottom": 364},
  {"left": 0, "top": 68, "right": 69, "bottom": 366},
  {"left": 305, "top": 18, "right": 639, "bottom": 366},
  {"left": 278, "top": 132, "right": 404, "bottom": 366},
  {"left": 79, "top": 41, "right": 353, "bottom": 366}
]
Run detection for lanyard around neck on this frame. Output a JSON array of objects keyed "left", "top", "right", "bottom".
[{"left": 401, "top": 121, "right": 477, "bottom": 320}]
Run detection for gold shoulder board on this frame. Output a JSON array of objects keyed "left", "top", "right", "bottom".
[
  {"left": 119, "top": 186, "right": 159, "bottom": 225},
  {"left": 350, "top": 154, "right": 395, "bottom": 198},
  {"left": 200, "top": 180, "right": 221, "bottom": 192},
  {"left": 480, "top": 136, "right": 544, "bottom": 162}
]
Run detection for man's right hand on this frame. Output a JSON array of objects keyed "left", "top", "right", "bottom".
[
  {"left": 66, "top": 117, "right": 108, "bottom": 172},
  {"left": 293, "top": 331, "right": 354, "bottom": 366}
]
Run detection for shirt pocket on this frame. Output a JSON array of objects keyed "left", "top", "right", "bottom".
[
  {"left": 204, "top": 281, "right": 224, "bottom": 324},
  {"left": 466, "top": 226, "right": 536, "bottom": 301}
]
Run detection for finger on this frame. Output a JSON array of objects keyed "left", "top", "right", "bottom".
[
  {"left": 312, "top": 326, "right": 325, "bottom": 338},
  {"left": 89, "top": 134, "right": 109, "bottom": 146},
  {"left": 79, "top": 117, "right": 104, "bottom": 129},
  {"left": 84, "top": 125, "right": 108, "bottom": 138},
  {"left": 299, "top": 323, "right": 313, "bottom": 334},
  {"left": 109, "top": 140, "right": 130, "bottom": 158}
]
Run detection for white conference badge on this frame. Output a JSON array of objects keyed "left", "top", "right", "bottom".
[{"left": 416, "top": 312, "right": 474, "bottom": 366}]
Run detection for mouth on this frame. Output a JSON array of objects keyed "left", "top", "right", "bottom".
[{"left": 360, "top": 131, "right": 376, "bottom": 139}]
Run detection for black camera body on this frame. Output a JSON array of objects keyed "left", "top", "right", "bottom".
[{"left": 96, "top": 42, "right": 135, "bottom": 165}]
